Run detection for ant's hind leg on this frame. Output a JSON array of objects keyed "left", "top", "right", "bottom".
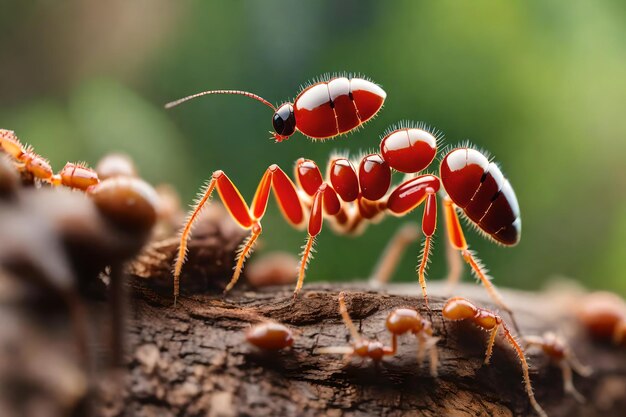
[
  {"left": 443, "top": 225, "right": 463, "bottom": 295},
  {"left": 368, "top": 222, "right": 421, "bottom": 288},
  {"left": 560, "top": 360, "right": 586, "bottom": 403},
  {"left": 443, "top": 196, "right": 520, "bottom": 334}
]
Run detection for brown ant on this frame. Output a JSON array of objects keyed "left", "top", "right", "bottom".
[
  {"left": 0, "top": 129, "right": 99, "bottom": 190},
  {"left": 315, "top": 292, "right": 394, "bottom": 362},
  {"left": 442, "top": 297, "right": 547, "bottom": 417},
  {"left": 246, "top": 322, "right": 295, "bottom": 351},
  {"left": 385, "top": 308, "right": 439, "bottom": 376},
  {"left": 577, "top": 291, "right": 626, "bottom": 345},
  {"left": 523, "top": 332, "right": 592, "bottom": 403}
]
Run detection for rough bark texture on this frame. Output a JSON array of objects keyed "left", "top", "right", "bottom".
[{"left": 93, "top": 281, "right": 626, "bottom": 417}]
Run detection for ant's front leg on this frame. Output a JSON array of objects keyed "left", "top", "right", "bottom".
[{"left": 173, "top": 165, "right": 304, "bottom": 305}]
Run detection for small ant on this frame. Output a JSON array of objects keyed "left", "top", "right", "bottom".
[
  {"left": 165, "top": 74, "right": 386, "bottom": 142},
  {"left": 246, "top": 322, "right": 294, "bottom": 351},
  {"left": 173, "top": 122, "right": 521, "bottom": 330},
  {"left": 523, "top": 332, "right": 592, "bottom": 403},
  {"left": 0, "top": 129, "right": 99, "bottom": 190},
  {"left": 385, "top": 308, "right": 439, "bottom": 376},
  {"left": 577, "top": 291, "right": 626, "bottom": 345},
  {"left": 442, "top": 297, "right": 547, "bottom": 417},
  {"left": 315, "top": 292, "right": 394, "bottom": 362}
]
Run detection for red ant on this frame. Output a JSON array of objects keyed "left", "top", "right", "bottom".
[
  {"left": 246, "top": 322, "right": 295, "bottom": 351},
  {"left": 0, "top": 129, "right": 99, "bottom": 190},
  {"left": 315, "top": 292, "right": 394, "bottom": 362},
  {"left": 523, "top": 332, "right": 591, "bottom": 403},
  {"left": 442, "top": 297, "right": 546, "bottom": 417},
  {"left": 577, "top": 291, "right": 626, "bottom": 345},
  {"left": 172, "top": 122, "right": 521, "bottom": 326},
  {"left": 386, "top": 308, "right": 439, "bottom": 376},
  {"left": 165, "top": 74, "right": 386, "bottom": 142}
]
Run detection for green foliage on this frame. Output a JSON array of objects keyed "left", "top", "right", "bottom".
[{"left": 0, "top": 0, "right": 624, "bottom": 293}]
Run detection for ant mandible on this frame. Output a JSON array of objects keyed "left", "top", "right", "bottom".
[
  {"left": 523, "top": 332, "right": 592, "bottom": 403},
  {"left": 172, "top": 121, "right": 521, "bottom": 327},
  {"left": 165, "top": 74, "right": 386, "bottom": 142},
  {"left": 442, "top": 297, "right": 546, "bottom": 417},
  {"left": 315, "top": 292, "right": 394, "bottom": 363}
]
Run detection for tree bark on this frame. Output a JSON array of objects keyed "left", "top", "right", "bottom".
[{"left": 94, "top": 280, "right": 626, "bottom": 417}]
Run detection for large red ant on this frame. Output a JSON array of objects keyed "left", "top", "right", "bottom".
[
  {"left": 442, "top": 297, "right": 546, "bottom": 417},
  {"left": 172, "top": 122, "right": 521, "bottom": 327},
  {"left": 165, "top": 74, "right": 386, "bottom": 142}
]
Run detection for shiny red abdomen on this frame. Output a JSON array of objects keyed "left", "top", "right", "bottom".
[
  {"left": 440, "top": 148, "right": 521, "bottom": 245},
  {"left": 293, "top": 77, "right": 386, "bottom": 139},
  {"left": 380, "top": 128, "right": 438, "bottom": 173}
]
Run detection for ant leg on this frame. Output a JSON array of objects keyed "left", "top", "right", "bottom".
[
  {"left": 368, "top": 223, "right": 420, "bottom": 287},
  {"left": 560, "top": 360, "right": 585, "bottom": 403},
  {"left": 443, "top": 215, "right": 464, "bottom": 294},
  {"left": 338, "top": 292, "right": 362, "bottom": 344},
  {"left": 173, "top": 175, "right": 219, "bottom": 305},
  {"left": 484, "top": 324, "right": 500, "bottom": 365},
  {"left": 223, "top": 168, "right": 274, "bottom": 294},
  {"left": 502, "top": 326, "right": 547, "bottom": 417},
  {"left": 175, "top": 167, "right": 305, "bottom": 303},
  {"left": 416, "top": 332, "right": 426, "bottom": 365},
  {"left": 387, "top": 334, "right": 398, "bottom": 356},
  {"left": 417, "top": 192, "right": 437, "bottom": 309},
  {"left": 295, "top": 184, "right": 341, "bottom": 297},
  {"left": 566, "top": 352, "right": 592, "bottom": 377},
  {"left": 427, "top": 336, "right": 440, "bottom": 377},
  {"left": 443, "top": 196, "right": 520, "bottom": 334}
]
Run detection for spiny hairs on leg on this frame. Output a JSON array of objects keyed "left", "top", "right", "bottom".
[
  {"left": 417, "top": 235, "right": 434, "bottom": 309},
  {"left": 462, "top": 248, "right": 520, "bottom": 334},
  {"left": 502, "top": 328, "right": 547, "bottom": 417},
  {"left": 172, "top": 178, "right": 217, "bottom": 305},
  {"left": 294, "top": 235, "right": 316, "bottom": 297},
  {"left": 224, "top": 227, "right": 261, "bottom": 293}
]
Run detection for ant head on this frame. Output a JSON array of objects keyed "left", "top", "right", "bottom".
[
  {"left": 272, "top": 103, "right": 296, "bottom": 142},
  {"left": 442, "top": 297, "right": 478, "bottom": 321}
]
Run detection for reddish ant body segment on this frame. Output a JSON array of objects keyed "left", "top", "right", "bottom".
[
  {"left": 386, "top": 308, "right": 439, "bottom": 376},
  {"left": 0, "top": 129, "right": 100, "bottom": 190},
  {"left": 577, "top": 292, "right": 626, "bottom": 345},
  {"left": 315, "top": 292, "right": 394, "bottom": 362},
  {"left": 442, "top": 297, "right": 546, "bottom": 417},
  {"left": 524, "top": 332, "right": 592, "bottom": 403},
  {"left": 246, "top": 322, "right": 295, "bottom": 351},
  {"left": 173, "top": 122, "right": 521, "bottom": 323},
  {"left": 165, "top": 75, "right": 386, "bottom": 142}
]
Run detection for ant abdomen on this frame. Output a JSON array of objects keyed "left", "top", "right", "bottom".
[
  {"left": 58, "top": 163, "right": 100, "bottom": 190},
  {"left": 246, "top": 322, "right": 294, "bottom": 351},
  {"left": 440, "top": 148, "right": 521, "bottom": 245}
]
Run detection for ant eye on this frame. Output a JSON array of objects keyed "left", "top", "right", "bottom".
[{"left": 272, "top": 104, "right": 296, "bottom": 136}]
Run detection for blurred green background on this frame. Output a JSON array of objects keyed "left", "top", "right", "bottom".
[{"left": 1, "top": 0, "right": 624, "bottom": 293}]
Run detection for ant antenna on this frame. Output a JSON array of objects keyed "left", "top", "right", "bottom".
[{"left": 164, "top": 90, "right": 276, "bottom": 111}]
